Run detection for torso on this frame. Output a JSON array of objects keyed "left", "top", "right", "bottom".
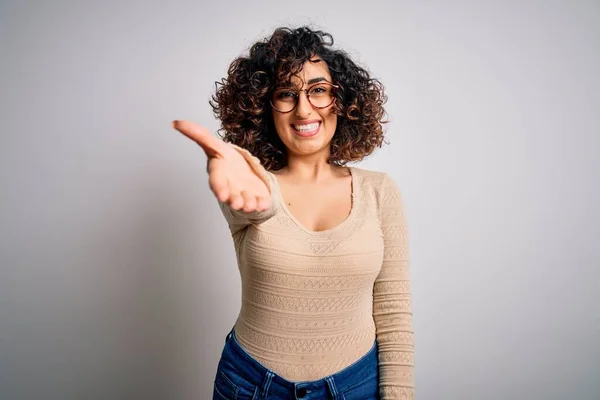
[{"left": 232, "top": 167, "right": 388, "bottom": 381}]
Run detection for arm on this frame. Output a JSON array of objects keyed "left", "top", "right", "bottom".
[{"left": 373, "top": 174, "right": 415, "bottom": 399}]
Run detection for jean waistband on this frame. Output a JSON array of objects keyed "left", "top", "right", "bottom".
[{"left": 223, "top": 327, "right": 378, "bottom": 398}]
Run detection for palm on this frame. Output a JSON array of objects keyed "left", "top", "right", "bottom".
[{"left": 173, "top": 120, "right": 271, "bottom": 212}]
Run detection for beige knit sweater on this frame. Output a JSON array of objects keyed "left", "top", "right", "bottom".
[{"left": 218, "top": 146, "right": 414, "bottom": 399}]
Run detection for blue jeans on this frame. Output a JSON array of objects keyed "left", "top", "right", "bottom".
[{"left": 213, "top": 328, "right": 380, "bottom": 400}]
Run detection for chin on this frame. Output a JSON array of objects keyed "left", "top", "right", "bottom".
[{"left": 289, "top": 136, "right": 333, "bottom": 156}]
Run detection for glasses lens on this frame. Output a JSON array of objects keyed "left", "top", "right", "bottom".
[
  {"left": 308, "top": 83, "right": 335, "bottom": 108},
  {"left": 271, "top": 83, "right": 335, "bottom": 112},
  {"left": 272, "top": 89, "right": 298, "bottom": 113}
]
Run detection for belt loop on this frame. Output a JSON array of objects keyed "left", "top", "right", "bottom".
[
  {"left": 326, "top": 376, "right": 344, "bottom": 400},
  {"left": 258, "top": 370, "right": 274, "bottom": 399}
]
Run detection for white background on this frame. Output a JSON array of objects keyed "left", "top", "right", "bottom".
[{"left": 1, "top": 1, "right": 599, "bottom": 399}]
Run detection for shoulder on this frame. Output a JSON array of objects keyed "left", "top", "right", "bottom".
[
  {"left": 350, "top": 166, "right": 404, "bottom": 212},
  {"left": 350, "top": 166, "right": 399, "bottom": 193}
]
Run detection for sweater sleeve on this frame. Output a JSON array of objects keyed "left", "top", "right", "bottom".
[
  {"left": 373, "top": 173, "right": 415, "bottom": 399},
  {"left": 217, "top": 144, "right": 278, "bottom": 236}
]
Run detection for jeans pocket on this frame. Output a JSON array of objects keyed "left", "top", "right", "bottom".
[
  {"left": 214, "top": 370, "right": 260, "bottom": 400},
  {"left": 340, "top": 373, "right": 380, "bottom": 400},
  {"left": 214, "top": 371, "right": 239, "bottom": 400}
]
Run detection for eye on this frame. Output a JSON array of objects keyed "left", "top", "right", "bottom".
[
  {"left": 309, "top": 85, "right": 329, "bottom": 95},
  {"left": 276, "top": 90, "right": 297, "bottom": 99}
]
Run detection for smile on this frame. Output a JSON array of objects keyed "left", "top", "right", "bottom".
[{"left": 291, "top": 121, "right": 321, "bottom": 137}]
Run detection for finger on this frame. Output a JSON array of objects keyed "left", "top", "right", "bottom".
[
  {"left": 228, "top": 183, "right": 244, "bottom": 210},
  {"left": 229, "top": 193, "right": 244, "bottom": 210},
  {"left": 172, "top": 120, "right": 225, "bottom": 158},
  {"left": 241, "top": 191, "right": 257, "bottom": 212},
  {"left": 256, "top": 195, "right": 271, "bottom": 211}
]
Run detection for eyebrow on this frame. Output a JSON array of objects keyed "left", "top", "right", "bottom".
[
  {"left": 274, "top": 76, "right": 330, "bottom": 90},
  {"left": 306, "top": 77, "right": 328, "bottom": 85}
]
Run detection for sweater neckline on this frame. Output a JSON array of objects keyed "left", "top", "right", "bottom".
[{"left": 268, "top": 167, "right": 357, "bottom": 236}]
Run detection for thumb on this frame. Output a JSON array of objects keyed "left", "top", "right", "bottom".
[{"left": 172, "top": 120, "right": 226, "bottom": 158}]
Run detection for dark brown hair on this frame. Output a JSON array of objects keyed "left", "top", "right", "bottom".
[{"left": 210, "top": 26, "right": 388, "bottom": 170}]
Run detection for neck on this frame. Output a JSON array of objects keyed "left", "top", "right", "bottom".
[{"left": 283, "top": 151, "right": 336, "bottom": 183}]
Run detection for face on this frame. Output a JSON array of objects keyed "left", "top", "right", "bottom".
[{"left": 271, "top": 58, "right": 337, "bottom": 159}]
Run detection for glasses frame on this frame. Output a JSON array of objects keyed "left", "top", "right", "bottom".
[{"left": 270, "top": 82, "right": 340, "bottom": 114}]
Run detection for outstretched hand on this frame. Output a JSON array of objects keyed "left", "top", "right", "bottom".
[{"left": 173, "top": 120, "right": 272, "bottom": 212}]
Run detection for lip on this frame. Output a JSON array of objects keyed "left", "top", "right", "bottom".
[{"left": 291, "top": 120, "right": 321, "bottom": 138}]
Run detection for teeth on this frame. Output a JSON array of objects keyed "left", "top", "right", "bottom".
[{"left": 293, "top": 122, "right": 319, "bottom": 132}]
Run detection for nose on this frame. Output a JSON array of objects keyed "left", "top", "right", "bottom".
[{"left": 295, "top": 90, "right": 312, "bottom": 117}]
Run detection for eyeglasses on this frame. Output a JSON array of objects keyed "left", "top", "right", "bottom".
[{"left": 270, "top": 82, "right": 339, "bottom": 113}]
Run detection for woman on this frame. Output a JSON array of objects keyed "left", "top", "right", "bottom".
[{"left": 173, "top": 26, "right": 414, "bottom": 400}]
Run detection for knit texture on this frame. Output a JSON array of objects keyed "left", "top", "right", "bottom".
[{"left": 218, "top": 146, "right": 414, "bottom": 399}]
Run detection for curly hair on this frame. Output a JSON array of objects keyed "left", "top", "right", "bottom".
[{"left": 210, "top": 26, "right": 388, "bottom": 171}]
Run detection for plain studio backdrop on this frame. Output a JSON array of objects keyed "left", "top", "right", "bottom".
[{"left": 1, "top": 1, "right": 599, "bottom": 399}]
